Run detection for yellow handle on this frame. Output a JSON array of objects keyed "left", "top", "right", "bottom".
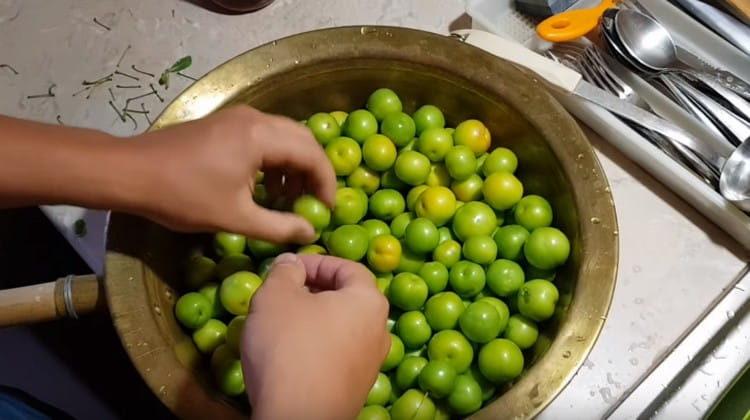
[{"left": 537, "top": 0, "right": 616, "bottom": 42}]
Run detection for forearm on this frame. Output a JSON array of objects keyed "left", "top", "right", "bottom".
[{"left": 0, "top": 115, "right": 149, "bottom": 212}]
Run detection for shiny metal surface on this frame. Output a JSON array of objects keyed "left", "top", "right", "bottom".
[
  {"left": 574, "top": 81, "right": 725, "bottom": 178},
  {"left": 549, "top": 42, "right": 640, "bottom": 106},
  {"left": 617, "top": 2, "right": 750, "bottom": 100},
  {"left": 605, "top": 7, "right": 750, "bottom": 210},
  {"left": 669, "top": 75, "right": 750, "bottom": 147},
  {"left": 720, "top": 140, "right": 750, "bottom": 212},
  {"left": 546, "top": 42, "right": 717, "bottom": 186},
  {"left": 655, "top": 74, "right": 727, "bottom": 142},
  {"left": 106, "top": 26, "right": 619, "bottom": 419},
  {"left": 601, "top": 9, "right": 653, "bottom": 74},
  {"left": 695, "top": 75, "right": 750, "bottom": 122},
  {"left": 614, "top": 9, "right": 677, "bottom": 72},
  {"left": 673, "top": 45, "right": 750, "bottom": 101},
  {"left": 672, "top": 0, "right": 750, "bottom": 56},
  {"left": 604, "top": 8, "right": 743, "bottom": 150}
]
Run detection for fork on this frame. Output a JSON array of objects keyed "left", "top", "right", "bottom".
[
  {"left": 546, "top": 42, "right": 720, "bottom": 187},
  {"left": 548, "top": 42, "right": 642, "bottom": 107}
]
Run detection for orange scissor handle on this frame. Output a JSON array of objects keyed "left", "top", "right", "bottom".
[{"left": 536, "top": 0, "right": 616, "bottom": 42}]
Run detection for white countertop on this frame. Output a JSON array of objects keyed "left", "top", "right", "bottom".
[{"left": 1, "top": 0, "right": 747, "bottom": 417}]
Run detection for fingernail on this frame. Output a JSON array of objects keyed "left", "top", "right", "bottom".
[{"left": 272, "top": 253, "right": 299, "bottom": 267}]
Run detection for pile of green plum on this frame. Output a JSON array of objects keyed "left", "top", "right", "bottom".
[{"left": 174, "top": 88, "right": 571, "bottom": 419}]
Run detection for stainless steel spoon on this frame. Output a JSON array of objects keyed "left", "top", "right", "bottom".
[
  {"left": 600, "top": 9, "right": 652, "bottom": 73},
  {"left": 720, "top": 140, "right": 750, "bottom": 211},
  {"left": 601, "top": 7, "right": 724, "bottom": 142},
  {"left": 609, "top": 8, "right": 750, "bottom": 211},
  {"left": 613, "top": 8, "right": 678, "bottom": 72},
  {"left": 617, "top": 0, "right": 750, "bottom": 100}
]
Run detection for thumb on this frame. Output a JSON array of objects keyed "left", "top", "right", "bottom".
[
  {"left": 239, "top": 202, "right": 316, "bottom": 244},
  {"left": 263, "top": 253, "right": 308, "bottom": 293}
]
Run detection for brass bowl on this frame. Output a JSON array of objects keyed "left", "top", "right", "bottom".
[{"left": 104, "top": 26, "right": 618, "bottom": 419}]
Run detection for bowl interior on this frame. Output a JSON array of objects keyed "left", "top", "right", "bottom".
[{"left": 105, "top": 27, "right": 617, "bottom": 419}]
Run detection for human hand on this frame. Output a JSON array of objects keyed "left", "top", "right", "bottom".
[
  {"left": 129, "top": 105, "right": 336, "bottom": 244},
  {"left": 241, "top": 253, "right": 390, "bottom": 420}
]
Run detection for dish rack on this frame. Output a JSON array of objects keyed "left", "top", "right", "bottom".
[{"left": 465, "top": 0, "right": 750, "bottom": 250}]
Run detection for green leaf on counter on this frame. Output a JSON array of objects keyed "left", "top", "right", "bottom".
[
  {"left": 159, "top": 56, "right": 192, "bottom": 89},
  {"left": 168, "top": 56, "right": 192, "bottom": 73}
]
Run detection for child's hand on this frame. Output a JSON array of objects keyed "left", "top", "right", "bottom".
[
  {"left": 131, "top": 105, "right": 336, "bottom": 244},
  {"left": 242, "top": 254, "right": 390, "bottom": 420}
]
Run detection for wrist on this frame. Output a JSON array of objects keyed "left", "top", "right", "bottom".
[
  {"left": 39, "top": 128, "right": 161, "bottom": 216},
  {"left": 248, "top": 363, "right": 359, "bottom": 420},
  {"left": 96, "top": 136, "right": 161, "bottom": 216},
  {"left": 63, "top": 134, "right": 153, "bottom": 215}
]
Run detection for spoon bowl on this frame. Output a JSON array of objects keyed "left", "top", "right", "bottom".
[
  {"left": 601, "top": 8, "right": 653, "bottom": 73},
  {"left": 614, "top": 9, "right": 678, "bottom": 71},
  {"left": 720, "top": 140, "right": 750, "bottom": 211}
]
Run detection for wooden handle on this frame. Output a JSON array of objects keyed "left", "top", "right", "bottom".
[
  {"left": 722, "top": 0, "right": 750, "bottom": 24},
  {"left": 0, "top": 274, "right": 105, "bottom": 327}
]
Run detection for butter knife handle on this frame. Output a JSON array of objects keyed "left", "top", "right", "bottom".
[
  {"left": 675, "top": 46, "right": 750, "bottom": 100},
  {"left": 686, "top": 68, "right": 750, "bottom": 101}
]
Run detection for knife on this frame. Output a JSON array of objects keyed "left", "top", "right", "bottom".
[
  {"left": 451, "top": 29, "right": 729, "bottom": 179},
  {"left": 671, "top": 0, "right": 750, "bottom": 56},
  {"left": 674, "top": 45, "right": 750, "bottom": 100}
]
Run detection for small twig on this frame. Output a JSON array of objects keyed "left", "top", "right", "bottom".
[
  {"left": 82, "top": 73, "right": 113, "bottom": 85},
  {"left": 176, "top": 71, "right": 198, "bottom": 81},
  {"left": 93, "top": 17, "right": 111, "bottom": 31},
  {"left": 124, "top": 112, "right": 138, "bottom": 130},
  {"left": 150, "top": 83, "right": 164, "bottom": 102},
  {"left": 72, "top": 85, "right": 93, "bottom": 97},
  {"left": 87, "top": 82, "right": 108, "bottom": 99},
  {"left": 124, "top": 91, "right": 156, "bottom": 108},
  {"left": 116, "top": 44, "right": 132, "bottom": 68},
  {"left": 108, "top": 87, "right": 116, "bottom": 101},
  {"left": 26, "top": 84, "right": 57, "bottom": 99},
  {"left": 0, "top": 64, "right": 19, "bottom": 75},
  {"left": 76, "top": 73, "right": 113, "bottom": 99},
  {"left": 56, "top": 115, "right": 63, "bottom": 125},
  {"left": 116, "top": 84, "right": 142, "bottom": 89},
  {"left": 141, "top": 102, "right": 152, "bottom": 125},
  {"left": 108, "top": 100, "right": 126, "bottom": 122},
  {"left": 86, "top": 84, "right": 106, "bottom": 100},
  {"left": 114, "top": 69, "right": 139, "bottom": 81},
  {"left": 123, "top": 108, "right": 149, "bottom": 114},
  {"left": 131, "top": 64, "right": 154, "bottom": 78}
]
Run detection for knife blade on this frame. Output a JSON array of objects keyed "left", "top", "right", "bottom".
[
  {"left": 574, "top": 82, "right": 727, "bottom": 174},
  {"left": 675, "top": 44, "right": 750, "bottom": 100},
  {"left": 671, "top": 0, "right": 750, "bottom": 56}
]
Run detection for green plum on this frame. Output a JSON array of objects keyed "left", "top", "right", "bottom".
[
  {"left": 328, "top": 224, "right": 369, "bottom": 261},
  {"left": 367, "top": 88, "right": 403, "bottom": 121}
]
